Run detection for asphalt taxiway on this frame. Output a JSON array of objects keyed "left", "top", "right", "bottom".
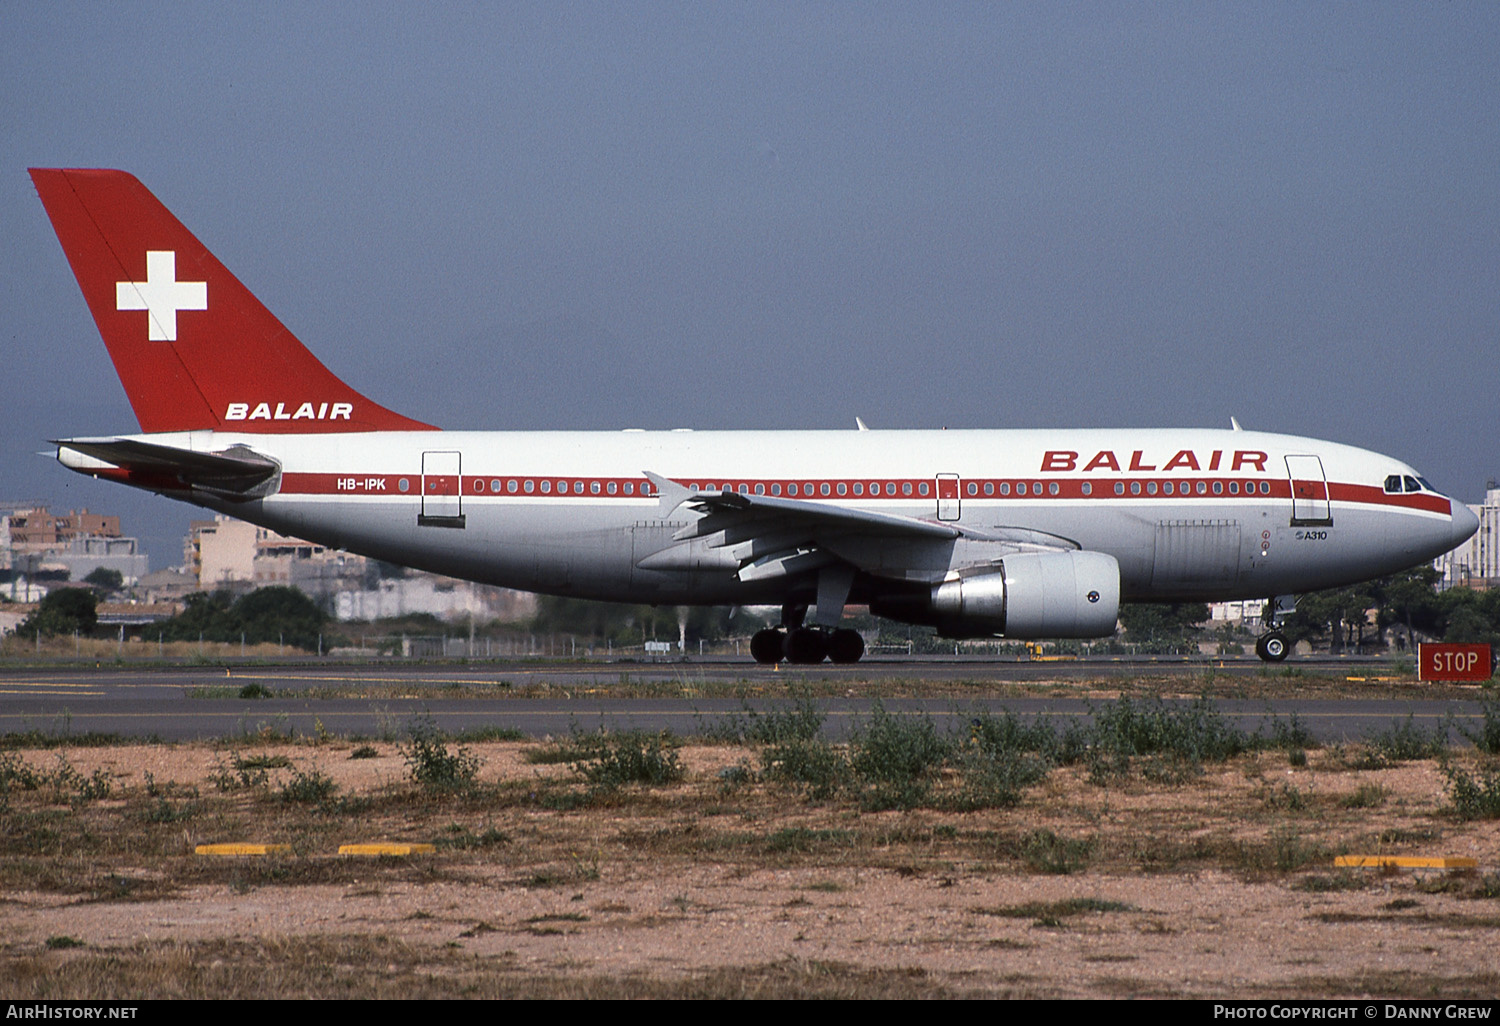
[{"left": 0, "top": 656, "right": 1487, "bottom": 744}]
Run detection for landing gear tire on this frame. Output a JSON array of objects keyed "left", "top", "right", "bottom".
[
  {"left": 751, "top": 629, "right": 786, "bottom": 664},
  {"left": 827, "top": 628, "right": 865, "bottom": 664},
  {"left": 784, "top": 628, "right": 830, "bottom": 665},
  {"left": 1256, "top": 632, "right": 1289, "bottom": 662}
]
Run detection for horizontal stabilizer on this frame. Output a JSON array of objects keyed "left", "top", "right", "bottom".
[{"left": 55, "top": 437, "right": 281, "bottom": 500}]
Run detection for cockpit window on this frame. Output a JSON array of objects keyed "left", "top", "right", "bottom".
[
  {"left": 1384, "top": 475, "right": 1402, "bottom": 494},
  {"left": 1418, "top": 477, "right": 1437, "bottom": 493},
  {"left": 1404, "top": 476, "right": 1421, "bottom": 493}
]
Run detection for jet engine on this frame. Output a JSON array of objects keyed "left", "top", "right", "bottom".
[{"left": 871, "top": 550, "right": 1121, "bottom": 639}]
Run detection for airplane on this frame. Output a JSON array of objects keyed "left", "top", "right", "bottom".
[{"left": 28, "top": 168, "right": 1480, "bottom": 664}]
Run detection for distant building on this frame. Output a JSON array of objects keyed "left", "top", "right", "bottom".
[
  {"left": 1434, "top": 482, "right": 1500, "bottom": 590},
  {"left": 182, "top": 514, "right": 535, "bottom": 622},
  {"left": 1, "top": 505, "right": 148, "bottom": 592}
]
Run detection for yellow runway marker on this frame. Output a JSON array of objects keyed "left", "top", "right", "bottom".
[
  {"left": 1334, "top": 855, "right": 1477, "bottom": 870},
  {"left": 339, "top": 843, "right": 436, "bottom": 856},
  {"left": 196, "top": 843, "right": 291, "bottom": 856}
]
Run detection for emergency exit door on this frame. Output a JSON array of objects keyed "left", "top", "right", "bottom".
[
  {"left": 419, "top": 450, "right": 466, "bottom": 528},
  {"left": 936, "top": 474, "right": 960, "bottom": 521},
  {"left": 1285, "top": 455, "right": 1331, "bottom": 526}
]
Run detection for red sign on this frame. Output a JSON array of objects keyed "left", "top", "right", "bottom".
[{"left": 1418, "top": 643, "right": 1494, "bottom": 682}]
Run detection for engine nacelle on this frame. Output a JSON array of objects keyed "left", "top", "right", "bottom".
[{"left": 901, "top": 550, "right": 1121, "bottom": 639}]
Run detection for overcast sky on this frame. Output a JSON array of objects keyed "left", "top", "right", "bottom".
[{"left": 3, "top": 2, "right": 1497, "bottom": 568}]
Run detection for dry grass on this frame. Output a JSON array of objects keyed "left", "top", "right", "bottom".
[{"left": 1, "top": 724, "right": 1498, "bottom": 998}]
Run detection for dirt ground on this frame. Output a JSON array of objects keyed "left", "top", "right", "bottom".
[{"left": 2, "top": 736, "right": 1498, "bottom": 998}]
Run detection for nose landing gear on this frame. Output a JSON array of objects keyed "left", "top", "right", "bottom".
[{"left": 1254, "top": 632, "right": 1289, "bottom": 662}]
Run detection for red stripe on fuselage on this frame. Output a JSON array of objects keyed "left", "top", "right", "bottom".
[{"left": 273, "top": 472, "right": 1452, "bottom": 515}]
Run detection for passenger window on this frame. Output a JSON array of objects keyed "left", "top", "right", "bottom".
[
  {"left": 1130, "top": 481, "right": 1142, "bottom": 495},
  {"left": 886, "top": 482, "right": 896, "bottom": 496},
  {"left": 918, "top": 482, "right": 929, "bottom": 496},
  {"left": 999, "top": 482, "right": 1010, "bottom": 496},
  {"left": 853, "top": 483, "right": 863, "bottom": 496},
  {"left": 966, "top": 482, "right": 977, "bottom": 496},
  {"left": 984, "top": 482, "right": 994, "bottom": 496},
  {"left": 787, "top": 483, "right": 798, "bottom": 497},
  {"left": 1163, "top": 481, "right": 1174, "bottom": 495},
  {"left": 1146, "top": 481, "right": 1158, "bottom": 495},
  {"left": 821, "top": 483, "right": 831, "bottom": 496},
  {"left": 772, "top": 483, "right": 782, "bottom": 496},
  {"left": 902, "top": 482, "right": 913, "bottom": 496},
  {"left": 1081, "top": 482, "right": 1092, "bottom": 496},
  {"left": 1113, "top": 482, "right": 1124, "bottom": 495},
  {"left": 1017, "top": 482, "right": 1027, "bottom": 496},
  {"left": 837, "top": 482, "right": 847, "bottom": 496},
  {"left": 1048, "top": 482, "right": 1059, "bottom": 496}
]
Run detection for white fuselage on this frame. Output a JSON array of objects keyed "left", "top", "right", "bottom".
[{"left": 97, "top": 426, "right": 1474, "bottom": 608}]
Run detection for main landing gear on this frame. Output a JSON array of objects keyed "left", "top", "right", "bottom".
[
  {"left": 750, "top": 598, "right": 866, "bottom": 665},
  {"left": 750, "top": 626, "right": 866, "bottom": 664}
]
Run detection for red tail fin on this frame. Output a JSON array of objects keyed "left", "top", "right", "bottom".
[{"left": 30, "top": 169, "right": 435, "bottom": 434}]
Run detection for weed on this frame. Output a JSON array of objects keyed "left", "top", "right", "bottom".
[
  {"left": 1020, "top": 829, "right": 1093, "bottom": 875},
  {"left": 765, "top": 827, "right": 858, "bottom": 854},
  {"left": 45, "top": 936, "right": 86, "bottom": 950},
  {"left": 1360, "top": 715, "right": 1448, "bottom": 767},
  {"left": 280, "top": 769, "right": 338, "bottom": 804},
  {"left": 401, "top": 717, "right": 481, "bottom": 791},
  {"left": 845, "top": 703, "right": 949, "bottom": 809},
  {"left": 760, "top": 737, "right": 849, "bottom": 800},
  {"left": 1296, "top": 871, "right": 1366, "bottom": 893},
  {"left": 238, "top": 682, "right": 272, "bottom": 700},
  {"left": 568, "top": 729, "right": 684, "bottom": 788},
  {"left": 1090, "top": 696, "right": 1229, "bottom": 762},
  {"left": 971, "top": 897, "right": 1132, "bottom": 923},
  {"left": 1261, "top": 782, "right": 1311, "bottom": 812},
  {"left": 702, "top": 690, "right": 827, "bottom": 745},
  {"left": 1458, "top": 693, "right": 1500, "bottom": 755},
  {"left": 435, "top": 825, "right": 510, "bottom": 850},
  {"left": 0, "top": 751, "right": 44, "bottom": 792},
  {"left": 236, "top": 753, "right": 292, "bottom": 771},
  {"left": 349, "top": 745, "right": 379, "bottom": 760},
  {"left": 946, "top": 748, "right": 1049, "bottom": 810},
  {"left": 1445, "top": 764, "right": 1500, "bottom": 821},
  {"left": 717, "top": 760, "right": 755, "bottom": 792},
  {"left": 453, "top": 725, "right": 527, "bottom": 743},
  {"left": 1339, "top": 783, "right": 1388, "bottom": 809},
  {"left": 1256, "top": 713, "right": 1317, "bottom": 754}
]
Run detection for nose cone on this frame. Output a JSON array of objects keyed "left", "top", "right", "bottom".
[{"left": 1450, "top": 498, "right": 1480, "bottom": 548}]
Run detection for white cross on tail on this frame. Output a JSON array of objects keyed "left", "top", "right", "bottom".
[{"left": 116, "top": 250, "right": 207, "bottom": 341}]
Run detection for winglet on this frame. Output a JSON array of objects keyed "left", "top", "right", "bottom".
[
  {"left": 855, "top": 417, "right": 869, "bottom": 431},
  {"left": 1230, "top": 417, "right": 1243, "bottom": 432}
]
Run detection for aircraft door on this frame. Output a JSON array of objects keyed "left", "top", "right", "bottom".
[
  {"left": 1285, "top": 455, "right": 1331, "bottom": 526},
  {"left": 936, "top": 474, "right": 960, "bottom": 521},
  {"left": 419, "top": 450, "right": 466, "bottom": 528}
]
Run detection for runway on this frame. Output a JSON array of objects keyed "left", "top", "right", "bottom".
[{"left": 0, "top": 656, "right": 1487, "bottom": 744}]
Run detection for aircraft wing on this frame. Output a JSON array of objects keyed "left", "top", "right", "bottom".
[
  {"left": 54, "top": 437, "right": 281, "bottom": 501},
  {"left": 640, "top": 471, "right": 1077, "bottom": 584}
]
